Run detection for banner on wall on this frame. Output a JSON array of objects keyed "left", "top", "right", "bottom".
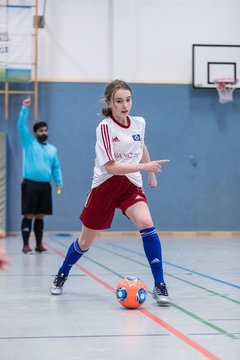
[{"left": 0, "top": 5, "right": 33, "bottom": 82}]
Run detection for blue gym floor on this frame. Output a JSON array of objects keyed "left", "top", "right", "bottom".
[{"left": 0, "top": 233, "right": 239, "bottom": 360}]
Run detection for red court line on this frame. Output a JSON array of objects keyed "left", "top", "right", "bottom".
[
  {"left": 46, "top": 243, "right": 114, "bottom": 292},
  {"left": 139, "top": 308, "right": 220, "bottom": 360},
  {"left": 46, "top": 242, "right": 221, "bottom": 360}
]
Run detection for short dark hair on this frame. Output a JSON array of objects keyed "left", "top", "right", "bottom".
[{"left": 33, "top": 121, "right": 48, "bottom": 132}]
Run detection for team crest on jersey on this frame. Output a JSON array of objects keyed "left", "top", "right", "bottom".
[
  {"left": 132, "top": 134, "right": 141, "bottom": 141},
  {"left": 113, "top": 136, "right": 120, "bottom": 142}
]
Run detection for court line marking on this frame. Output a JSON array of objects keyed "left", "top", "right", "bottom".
[
  {"left": 86, "top": 245, "right": 239, "bottom": 339},
  {"left": 106, "top": 242, "right": 240, "bottom": 289},
  {"left": 164, "top": 261, "right": 240, "bottom": 289},
  {"left": 48, "top": 238, "right": 239, "bottom": 340},
  {"left": 96, "top": 244, "right": 240, "bottom": 305},
  {"left": 45, "top": 242, "right": 221, "bottom": 360}
]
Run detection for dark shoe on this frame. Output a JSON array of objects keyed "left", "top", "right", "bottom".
[
  {"left": 153, "top": 283, "right": 170, "bottom": 305},
  {"left": 35, "top": 244, "right": 47, "bottom": 253},
  {"left": 50, "top": 273, "right": 68, "bottom": 295},
  {"left": 22, "top": 244, "right": 33, "bottom": 254}
]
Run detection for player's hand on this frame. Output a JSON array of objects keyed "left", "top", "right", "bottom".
[
  {"left": 23, "top": 97, "right": 31, "bottom": 108},
  {"left": 148, "top": 172, "right": 158, "bottom": 188},
  {"left": 143, "top": 160, "right": 170, "bottom": 173}
]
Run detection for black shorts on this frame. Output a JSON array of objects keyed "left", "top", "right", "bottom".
[{"left": 21, "top": 179, "right": 52, "bottom": 215}]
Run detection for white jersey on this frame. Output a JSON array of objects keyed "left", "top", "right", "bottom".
[{"left": 91, "top": 116, "right": 146, "bottom": 188}]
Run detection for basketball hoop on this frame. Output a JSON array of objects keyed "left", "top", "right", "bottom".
[{"left": 214, "top": 78, "right": 239, "bottom": 104}]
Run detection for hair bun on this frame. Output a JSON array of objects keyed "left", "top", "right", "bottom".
[{"left": 101, "top": 108, "right": 112, "bottom": 117}]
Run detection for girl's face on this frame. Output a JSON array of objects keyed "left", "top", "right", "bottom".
[{"left": 109, "top": 89, "right": 132, "bottom": 122}]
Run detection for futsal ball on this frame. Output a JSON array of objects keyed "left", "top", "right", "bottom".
[{"left": 115, "top": 276, "right": 148, "bottom": 309}]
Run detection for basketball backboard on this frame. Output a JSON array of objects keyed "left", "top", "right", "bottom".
[{"left": 192, "top": 44, "right": 240, "bottom": 89}]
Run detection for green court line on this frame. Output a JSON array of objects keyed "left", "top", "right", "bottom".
[
  {"left": 169, "top": 303, "right": 238, "bottom": 340},
  {"left": 49, "top": 237, "right": 238, "bottom": 340},
  {"left": 94, "top": 244, "right": 240, "bottom": 305},
  {"left": 165, "top": 274, "right": 240, "bottom": 305}
]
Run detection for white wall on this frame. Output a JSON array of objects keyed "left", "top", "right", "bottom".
[
  {"left": 5, "top": 0, "right": 240, "bottom": 82},
  {"left": 36, "top": 0, "right": 240, "bottom": 83},
  {"left": 38, "top": 0, "right": 111, "bottom": 81}
]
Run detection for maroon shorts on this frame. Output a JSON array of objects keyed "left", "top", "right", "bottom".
[{"left": 80, "top": 175, "right": 147, "bottom": 230}]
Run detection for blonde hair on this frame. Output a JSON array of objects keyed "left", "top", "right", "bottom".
[{"left": 101, "top": 79, "right": 132, "bottom": 117}]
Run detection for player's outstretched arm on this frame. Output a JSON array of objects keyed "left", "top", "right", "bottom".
[{"left": 105, "top": 159, "right": 170, "bottom": 175}]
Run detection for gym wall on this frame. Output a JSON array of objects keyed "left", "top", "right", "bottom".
[{"left": 0, "top": 0, "right": 239, "bottom": 231}]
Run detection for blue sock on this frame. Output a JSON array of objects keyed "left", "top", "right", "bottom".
[
  {"left": 140, "top": 227, "right": 165, "bottom": 285},
  {"left": 59, "top": 239, "right": 88, "bottom": 276}
]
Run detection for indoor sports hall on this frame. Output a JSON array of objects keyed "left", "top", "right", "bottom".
[{"left": 0, "top": 1, "right": 239, "bottom": 360}]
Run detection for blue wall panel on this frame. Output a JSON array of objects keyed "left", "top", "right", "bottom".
[{"left": 0, "top": 82, "right": 239, "bottom": 231}]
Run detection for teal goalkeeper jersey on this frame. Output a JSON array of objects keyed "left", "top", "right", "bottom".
[{"left": 17, "top": 106, "right": 63, "bottom": 186}]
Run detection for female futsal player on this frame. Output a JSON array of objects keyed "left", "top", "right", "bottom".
[{"left": 51, "top": 79, "right": 170, "bottom": 305}]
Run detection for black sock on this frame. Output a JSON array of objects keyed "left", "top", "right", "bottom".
[
  {"left": 34, "top": 219, "right": 44, "bottom": 247},
  {"left": 21, "top": 218, "right": 32, "bottom": 246}
]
